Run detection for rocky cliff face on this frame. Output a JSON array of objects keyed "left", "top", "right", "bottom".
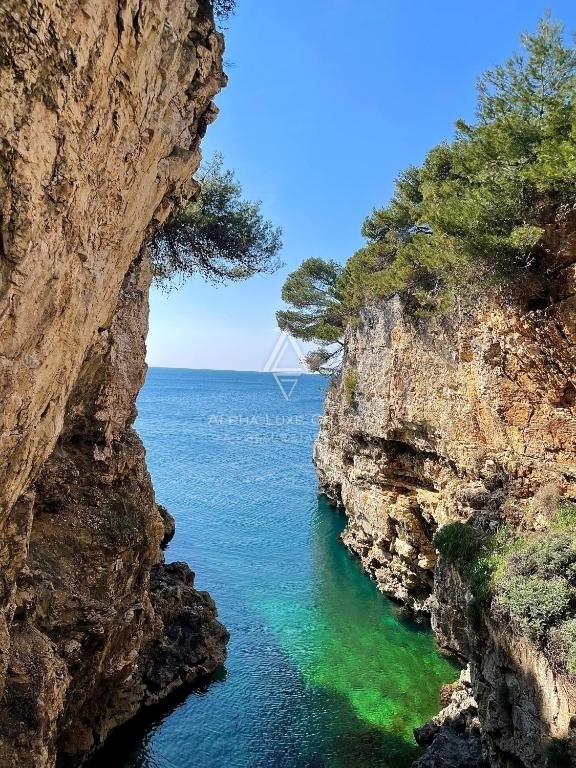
[
  {"left": 0, "top": 1, "right": 228, "bottom": 765},
  {"left": 315, "top": 239, "right": 576, "bottom": 766}
]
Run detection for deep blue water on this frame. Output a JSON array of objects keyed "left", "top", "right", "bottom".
[{"left": 91, "top": 369, "right": 456, "bottom": 768}]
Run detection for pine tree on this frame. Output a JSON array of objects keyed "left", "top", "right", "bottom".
[{"left": 151, "top": 155, "right": 282, "bottom": 285}]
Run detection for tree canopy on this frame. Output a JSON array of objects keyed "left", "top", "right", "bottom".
[
  {"left": 150, "top": 155, "right": 282, "bottom": 286},
  {"left": 213, "top": 0, "right": 236, "bottom": 20},
  {"left": 278, "top": 15, "right": 576, "bottom": 370},
  {"left": 276, "top": 258, "right": 346, "bottom": 372},
  {"left": 350, "top": 13, "right": 576, "bottom": 312}
]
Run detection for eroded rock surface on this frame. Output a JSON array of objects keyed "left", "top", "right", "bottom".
[
  {"left": 0, "top": 1, "right": 228, "bottom": 765},
  {"left": 413, "top": 667, "right": 488, "bottom": 768},
  {"left": 315, "top": 243, "right": 576, "bottom": 767}
]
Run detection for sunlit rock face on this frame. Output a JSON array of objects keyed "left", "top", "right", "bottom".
[
  {"left": 0, "top": 1, "right": 228, "bottom": 765},
  {"left": 315, "top": 236, "right": 576, "bottom": 767}
]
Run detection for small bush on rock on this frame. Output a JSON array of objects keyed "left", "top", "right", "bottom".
[
  {"left": 507, "top": 533, "right": 576, "bottom": 581},
  {"left": 343, "top": 369, "right": 359, "bottom": 406},
  {"left": 435, "top": 500, "right": 576, "bottom": 672},
  {"left": 501, "top": 575, "right": 572, "bottom": 639},
  {"left": 555, "top": 499, "right": 576, "bottom": 531},
  {"left": 556, "top": 619, "right": 576, "bottom": 677},
  {"left": 433, "top": 522, "right": 481, "bottom": 568}
]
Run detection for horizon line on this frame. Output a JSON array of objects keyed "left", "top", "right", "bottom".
[{"left": 146, "top": 364, "right": 321, "bottom": 375}]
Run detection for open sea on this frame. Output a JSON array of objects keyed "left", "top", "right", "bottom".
[{"left": 92, "top": 368, "right": 457, "bottom": 768}]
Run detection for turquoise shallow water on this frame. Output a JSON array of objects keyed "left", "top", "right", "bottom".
[{"left": 91, "top": 368, "right": 457, "bottom": 768}]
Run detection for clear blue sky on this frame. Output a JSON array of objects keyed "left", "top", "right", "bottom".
[{"left": 147, "top": 0, "right": 575, "bottom": 371}]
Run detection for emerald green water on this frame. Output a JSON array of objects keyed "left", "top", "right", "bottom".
[
  {"left": 262, "top": 500, "right": 455, "bottom": 748},
  {"left": 93, "top": 370, "right": 458, "bottom": 768}
]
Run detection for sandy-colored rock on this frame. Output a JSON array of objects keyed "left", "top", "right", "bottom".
[
  {"left": 0, "top": 1, "right": 228, "bottom": 765},
  {"left": 315, "top": 254, "right": 576, "bottom": 766}
]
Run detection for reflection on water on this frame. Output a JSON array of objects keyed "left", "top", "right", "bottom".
[{"left": 88, "top": 370, "right": 457, "bottom": 768}]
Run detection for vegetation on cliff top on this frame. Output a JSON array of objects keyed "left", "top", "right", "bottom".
[
  {"left": 276, "top": 257, "right": 346, "bottom": 371},
  {"left": 213, "top": 0, "right": 236, "bottom": 20},
  {"left": 150, "top": 154, "right": 282, "bottom": 285},
  {"left": 278, "top": 15, "right": 576, "bottom": 367},
  {"left": 434, "top": 496, "right": 576, "bottom": 678}
]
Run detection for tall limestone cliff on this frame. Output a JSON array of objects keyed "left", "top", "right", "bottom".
[
  {"left": 315, "top": 224, "right": 576, "bottom": 767},
  {"left": 0, "top": 1, "right": 228, "bottom": 765}
]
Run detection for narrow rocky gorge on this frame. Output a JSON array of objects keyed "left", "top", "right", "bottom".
[
  {"left": 2, "top": 1, "right": 575, "bottom": 766},
  {"left": 315, "top": 224, "right": 576, "bottom": 767},
  {"left": 0, "top": 1, "right": 228, "bottom": 765}
]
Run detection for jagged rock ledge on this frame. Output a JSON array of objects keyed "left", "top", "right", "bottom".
[{"left": 413, "top": 667, "right": 488, "bottom": 768}]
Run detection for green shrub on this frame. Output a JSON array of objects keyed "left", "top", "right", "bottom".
[
  {"left": 151, "top": 155, "right": 282, "bottom": 285},
  {"left": 343, "top": 369, "right": 359, "bottom": 406},
  {"left": 434, "top": 522, "right": 495, "bottom": 601},
  {"left": 468, "top": 524, "right": 515, "bottom": 597},
  {"left": 557, "top": 619, "right": 576, "bottom": 676},
  {"left": 433, "top": 522, "right": 481, "bottom": 567},
  {"left": 434, "top": 522, "right": 512, "bottom": 600},
  {"left": 107, "top": 510, "right": 135, "bottom": 541},
  {"left": 468, "top": 552, "right": 501, "bottom": 601},
  {"left": 555, "top": 499, "right": 576, "bottom": 531},
  {"left": 501, "top": 575, "right": 572, "bottom": 638},
  {"left": 434, "top": 518, "right": 576, "bottom": 652},
  {"left": 507, "top": 534, "right": 576, "bottom": 581}
]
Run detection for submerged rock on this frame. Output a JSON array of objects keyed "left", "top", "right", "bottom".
[{"left": 413, "top": 728, "right": 488, "bottom": 768}]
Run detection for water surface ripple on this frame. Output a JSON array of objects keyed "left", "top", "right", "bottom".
[{"left": 94, "top": 369, "right": 457, "bottom": 768}]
